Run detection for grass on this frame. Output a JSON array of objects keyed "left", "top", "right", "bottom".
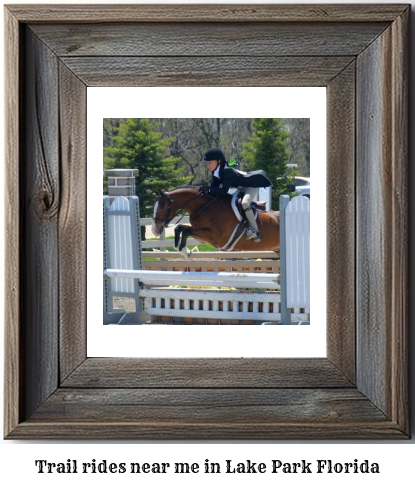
[{"left": 144, "top": 236, "right": 216, "bottom": 257}]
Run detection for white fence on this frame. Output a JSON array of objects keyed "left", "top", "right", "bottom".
[
  {"left": 103, "top": 195, "right": 310, "bottom": 325},
  {"left": 103, "top": 196, "right": 145, "bottom": 324},
  {"left": 279, "top": 195, "right": 311, "bottom": 325},
  {"left": 141, "top": 289, "right": 282, "bottom": 323}
]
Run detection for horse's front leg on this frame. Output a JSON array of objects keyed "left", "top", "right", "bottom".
[
  {"left": 174, "top": 225, "right": 183, "bottom": 249},
  {"left": 179, "top": 227, "right": 193, "bottom": 255},
  {"left": 179, "top": 227, "right": 217, "bottom": 259},
  {"left": 174, "top": 225, "right": 193, "bottom": 259}
]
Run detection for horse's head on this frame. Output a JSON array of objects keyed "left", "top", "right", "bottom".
[
  {"left": 151, "top": 189, "right": 175, "bottom": 236},
  {"left": 152, "top": 187, "right": 205, "bottom": 236}
]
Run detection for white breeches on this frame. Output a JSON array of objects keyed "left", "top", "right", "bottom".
[
  {"left": 240, "top": 188, "right": 259, "bottom": 231},
  {"left": 241, "top": 187, "right": 258, "bottom": 210}
]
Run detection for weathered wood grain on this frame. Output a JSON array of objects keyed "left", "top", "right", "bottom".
[
  {"left": 61, "top": 56, "right": 354, "bottom": 87},
  {"left": 357, "top": 33, "right": 391, "bottom": 416},
  {"left": 326, "top": 61, "right": 356, "bottom": 382},
  {"left": 62, "top": 358, "right": 353, "bottom": 389},
  {"left": 9, "top": 385, "right": 405, "bottom": 439},
  {"left": 6, "top": 4, "right": 409, "bottom": 23},
  {"left": 31, "top": 22, "right": 388, "bottom": 57},
  {"left": 21, "top": 28, "right": 60, "bottom": 420},
  {"left": 7, "top": 421, "right": 406, "bottom": 441},
  {"left": 4, "top": 5, "right": 21, "bottom": 439},
  {"left": 356, "top": 10, "right": 408, "bottom": 425},
  {"left": 58, "top": 63, "right": 87, "bottom": 381},
  {"left": 32, "top": 388, "right": 386, "bottom": 423},
  {"left": 389, "top": 5, "right": 409, "bottom": 436}
]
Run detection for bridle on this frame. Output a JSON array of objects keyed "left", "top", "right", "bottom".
[
  {"left": 153, "top": 191, "right": 218, "bottom": 229},
  {"left": 152, "top": 192, "right": 174, "bottom": 229}
]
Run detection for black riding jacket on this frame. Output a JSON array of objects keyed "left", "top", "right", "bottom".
[{"left": 208, "top": 163, "right": 272, "bottom": 196}]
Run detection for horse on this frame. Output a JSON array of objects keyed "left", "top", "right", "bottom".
[{"left": 151, "top": 186, "right": 280, "bottom": 258}]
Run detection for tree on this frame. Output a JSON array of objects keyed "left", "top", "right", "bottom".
[
  {"left": 282, "top": 118, "right": 310, "bottom": 176},
  {"left": 104, "top": 118, "right": 191, "bottom": 216},
  {"left": 242, "top": 118, "right": 292, "bottom": 210},
  {"left": 103, "top": 118, "right": 125, "bottom": 147},
  {"left": 150, "top": 118, "right": 254, "bottom": 186}
]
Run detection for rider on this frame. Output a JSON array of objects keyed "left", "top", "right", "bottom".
[{"left": 199, "top": 148, "right": 272, "bottom": 242}]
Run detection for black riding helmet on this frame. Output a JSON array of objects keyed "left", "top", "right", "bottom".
[{"left": 203, "top": 148, "right": 226, "bottom": 163}]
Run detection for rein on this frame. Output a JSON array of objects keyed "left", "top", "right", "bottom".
[
  {"left": 189, "top": 194, "right": 219, "bottom": 220},
  {"left": 153, "top": 191, "right": 217, "bottom": 229}
]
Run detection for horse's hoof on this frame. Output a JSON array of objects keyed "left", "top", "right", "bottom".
[{"left": 179, "top": 248, "right": 192, "bottom": 260}]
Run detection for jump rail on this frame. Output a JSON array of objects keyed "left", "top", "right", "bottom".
[
  {"left": 104, "top": 269, "right": 280, "bottom": 290},
  {"left": 142, "top": 250, "right": 279, "bottom": 273},
  {"left": 142, "top": 251, "right": 278, "bottom": 259},
  {"left": 143, "top": 260, "right": 279, "bottom": 274}
]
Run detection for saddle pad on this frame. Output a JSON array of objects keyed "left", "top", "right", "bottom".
[{"left": 231, "top": 192, "right": 259, "bottom": 222}]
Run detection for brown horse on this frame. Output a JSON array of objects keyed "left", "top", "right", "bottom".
[{"left": 152, "top": 186, "right": 280, "bottom": 258}]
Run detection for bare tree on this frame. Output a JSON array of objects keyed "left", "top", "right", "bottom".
[
  {"left": 282, "top": 118, "right": 310, "bottom": 176},
  {"left": 150, "top": 118, "right": 254, "bottom": 185}
]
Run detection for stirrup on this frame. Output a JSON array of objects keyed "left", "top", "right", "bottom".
[{"left": 246, "top": 227, "right": 261, "bottom": 242}]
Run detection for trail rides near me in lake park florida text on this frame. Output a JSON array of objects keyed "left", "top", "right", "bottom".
[{"left": 34, "top": 459, "right": 380, "bottom": 475}]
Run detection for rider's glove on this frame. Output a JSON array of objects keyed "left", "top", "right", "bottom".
[{"left": 199, "top": 186, "right": 210, "bottom": 194}]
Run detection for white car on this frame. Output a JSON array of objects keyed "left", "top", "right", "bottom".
[{"left": 293, "top": 176, "right": 310, "bottom": 198}]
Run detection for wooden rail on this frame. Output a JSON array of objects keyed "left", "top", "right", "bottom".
[{"left": 142, "top": 251, "right": 278, "bottom": 259}]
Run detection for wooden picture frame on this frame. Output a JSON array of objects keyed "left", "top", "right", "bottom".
[{"left": 4, "top": 4, "right": 409, "bottom": 439}]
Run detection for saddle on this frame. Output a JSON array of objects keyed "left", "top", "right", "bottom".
[{"left": 231, "top": 192, "right": 267, "bottom": 222}]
